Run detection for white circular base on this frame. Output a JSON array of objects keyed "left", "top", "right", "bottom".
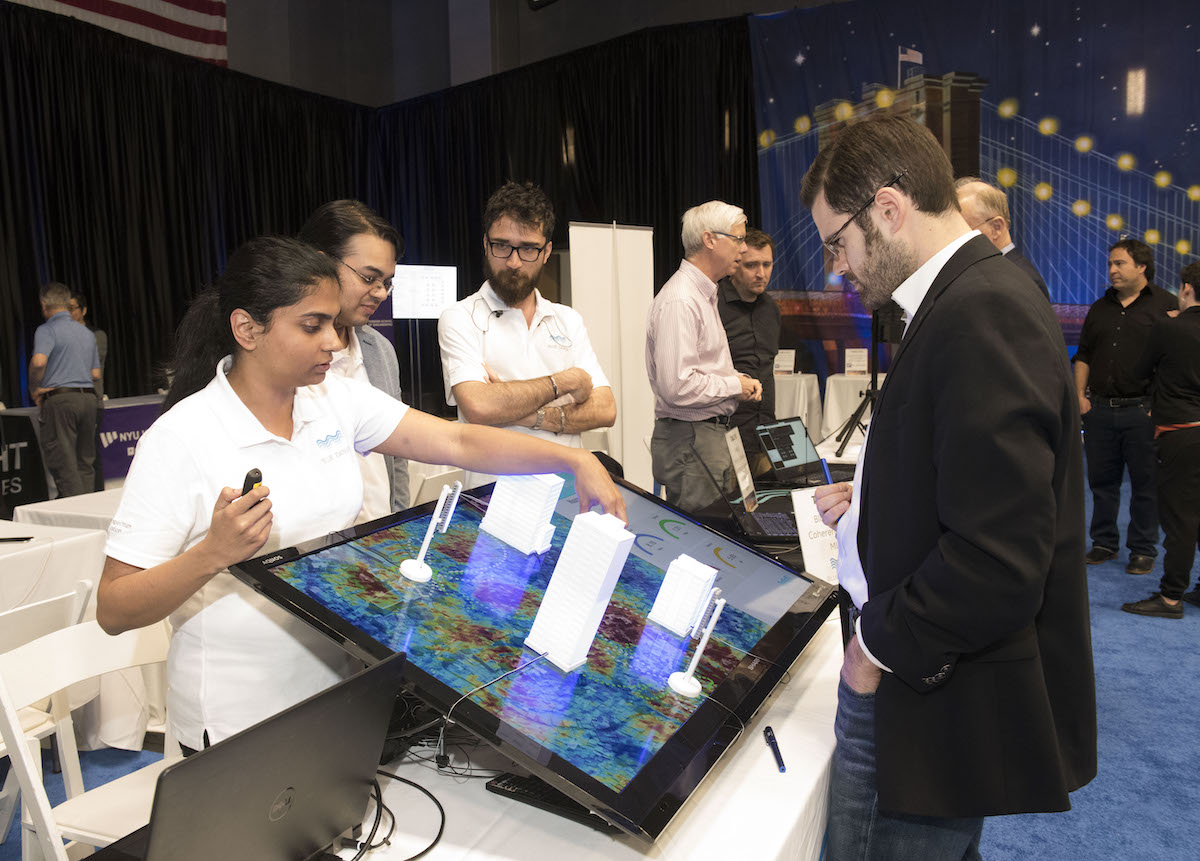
[
  {"left": 668, "top": 671, "right": 701, "bottom": 698},
  {"left": 399, "top": 559, "right": 432, "bottom": 583}
]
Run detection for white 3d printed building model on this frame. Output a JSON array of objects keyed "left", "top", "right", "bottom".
[
  {"left": 647, "top": 554, "right": 719, "bottom": 637},
  {"left": 524, "top": 511, "right": 634, "bottom": 672},
  {"left": 478, "top": 473, "right": 564, "bottom": 555}
]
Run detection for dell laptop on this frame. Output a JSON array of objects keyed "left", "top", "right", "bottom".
[
  {"left": 93, "top": 651, "right": 406, "bottom": 861},
  {"left": 689, "top": 442, "right": 799, "bottom": 544}
]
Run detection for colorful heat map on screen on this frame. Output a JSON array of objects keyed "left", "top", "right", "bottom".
[{"left": 266, "top": 478, "right": 807, "bottom": 793}]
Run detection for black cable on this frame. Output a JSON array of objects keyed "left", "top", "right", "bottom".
[
  {"left": 346, "top": 780, "right": 384, "bottom": 861},
  {"left": 436, "top": 652, "right": 548, "bottom": 768},
  {"left": 376, "top": 770, "right": 446, "bottom": 861}
]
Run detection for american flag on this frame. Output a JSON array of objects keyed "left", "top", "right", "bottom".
[{"left": 10, "top": 0, "right": 227, "bottom": 65}]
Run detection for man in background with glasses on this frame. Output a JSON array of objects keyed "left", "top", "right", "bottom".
[
  {"left": 299, "top": 199, "right": 410, "bottom": 521},
  {"left": 807, "top": 114, "right": 1095, "bottom": 860},
  {"left": 438, "top": 181, "right": 615, "bottom": 488},
  {"left": 955, "top": 176, "right": 1049, "bottom": 299},
  {"left": 646, "top": 201, "right": 762, "bottom": 512}
]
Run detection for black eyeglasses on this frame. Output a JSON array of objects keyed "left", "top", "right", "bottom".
[
  {"left": 331, "top": 255, "right": 394, "bottom": 296},
  {"left": 968, "top": 214, "right": 1001, "bottom": 231},
  {"left": 486, "top": 238, "right": 548, "bottom": 263},
  {"left": 712, "top": 230, "right": 748, "bottom": 244},
  {"left": 823, "top": 169, "right": 909, "bottom": 259}
]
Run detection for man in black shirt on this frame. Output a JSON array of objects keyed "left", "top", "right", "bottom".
[
  {"left": 1074, "top": 239, "right": 1177, "bottom": 574},
  {"left": 1122, "top": 262, "right": 1200, "bottom": 618},
  {"left": 717, "top": 228, "right": 782, "bottom": 462}
]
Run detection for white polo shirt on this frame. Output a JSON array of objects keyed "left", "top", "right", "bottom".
[
  {"left": 438, "top": 283, "right": 610, "bottom": 449},
  {"left": 106, "top": 357, "right": 407, "bottom": 749},
  {"left": 329, "top": 328, "right": 392, "bottom": 524}
]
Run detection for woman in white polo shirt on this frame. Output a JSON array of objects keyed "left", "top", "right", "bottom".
[{"left": 97, "top": 236, "right": 624, "bottom": 754}]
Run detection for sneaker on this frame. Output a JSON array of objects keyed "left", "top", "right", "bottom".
[
  {"left": 1182, "top": 590, "right": 1200, "bottom": 609},
  {"left": 1085, "top": 546, "right": 1118, "bottom": 564},
  {"left": 1125, "top": 554, "right": 1155, "bottom": 575},
  {"left": 1121, "top": 593, "right": 1184, "bottom": 619}
]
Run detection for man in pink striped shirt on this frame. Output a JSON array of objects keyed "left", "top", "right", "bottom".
[{"left": 646, "top": 201, "right": 763, "bottom": 511}]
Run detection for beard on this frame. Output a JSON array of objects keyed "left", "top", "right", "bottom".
[
  {"left": 488, "top": 261, "right": 541, "bottom": 307},
  {"left": 845, "top": 219, "right": 918, "bottom": 311}
]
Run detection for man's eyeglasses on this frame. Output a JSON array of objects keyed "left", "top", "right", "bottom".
[
  {"left": 968, "top": 214, "right": 1002, "bottom": 231},
  {"left": 712, "top": 230, "right": 747, "bottom": 244},
  {"left": 332, "top": 255, "right": 394, "bottom": 297},
  {"left": 486, "top": 239, "right": 548, "bottom": 263},
  {"left": 822, "top": 169, "right": 909, "bottom": 259}
]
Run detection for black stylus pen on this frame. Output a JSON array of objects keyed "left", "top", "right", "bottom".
[{"left": 763, "top": 725, "right": 785, "bottom": 773}]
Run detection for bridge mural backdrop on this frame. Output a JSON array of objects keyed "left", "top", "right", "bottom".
[{"left": 749, "top": 0, "right": 1199, "bottom": 386}]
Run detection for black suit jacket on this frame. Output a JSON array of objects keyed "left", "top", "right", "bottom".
[
  {"left": 858, "top": 235, "right": 1097, "bottom": 817},
  {"left": 1004, "top": 245, "right": 1050, "bottom": 299}
]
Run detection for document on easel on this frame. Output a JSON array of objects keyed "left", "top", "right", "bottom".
[{"left": 725, "top": 427, "right": 758, "bottom": 513}]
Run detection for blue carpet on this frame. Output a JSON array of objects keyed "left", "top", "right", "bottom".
[{"left": 2, "top": 475, "right": 1198, "bottom": 859}]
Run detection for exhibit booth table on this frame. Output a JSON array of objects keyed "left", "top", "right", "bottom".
[
  {"left": 13, "top": 487, "right": 166, "bottom": 751},
  {"left": 774, "top": 373, "right": 823, "bottom": 438},
  {"left": 340, "top": 617, "right": 842, "bottom": 861}
]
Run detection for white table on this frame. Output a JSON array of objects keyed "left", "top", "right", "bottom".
[
  {"left": 14, "top": 487, "right": 165, "bottom": 752},
  {"left": 819, "top": 373, "right": 885, "bottom": 446},
  {"left": 0, "top": 520, "right": 107, "bottom": 614},
  {"left": 346, "top": 618, "right": 843, "bottom": 861},
  {"left": 774, "top": 373, "right": 823, "bottom": 436},
  {"left": 13, "top": 488, "right": 125, "bottom": 531}
]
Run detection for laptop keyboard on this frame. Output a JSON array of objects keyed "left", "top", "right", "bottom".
[{"left": 751, "top": 510, "right": 797, "bottom": 536}]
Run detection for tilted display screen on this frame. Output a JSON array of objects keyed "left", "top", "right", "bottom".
[{"left": 231, "top": 474, "right": 836, "bottom": 842}]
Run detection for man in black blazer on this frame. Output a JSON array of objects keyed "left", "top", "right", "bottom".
[
  {"left": 804, "top": 115, "right": 1096, "bottom": 860},
  {"left": 956, "top": 177, "right": 1050, "bottom": 299}
]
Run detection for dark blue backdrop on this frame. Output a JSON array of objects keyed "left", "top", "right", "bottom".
[{"left": 750, "top": 0, "right": 1199, "bottom": 324}]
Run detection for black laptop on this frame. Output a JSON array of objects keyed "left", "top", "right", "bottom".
[
  {"left": 689, "top": 443, "right": 799, "bottom": 544},
  {"left": 93, "top": 651, "right": 406, "bottom": 861},
  {"left": 754, "top": 416, "right": 826, "bottom": 486}
]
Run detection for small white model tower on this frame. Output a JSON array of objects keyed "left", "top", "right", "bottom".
[
  {"left": 478, "top": 473, "right": 564, "bottom": 555},
  {"left": 647, "top": 554, "right": 719, "bottom": 637},
  {"left": 524, "top": 511, "right": 634, "bottom": 672}
]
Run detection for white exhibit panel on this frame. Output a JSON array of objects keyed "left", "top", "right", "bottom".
[
  {"left": 391, "top": 264, "right": 458, "bottom": 319},
  {"left": 479, "top": 474, "right": 564, "bottom": 555},
  {"left": 648, "top": 554, "right": 719, "bottom": 637},
  {"left": 524, "top": 511, "right": 635, "bottom": 672},
  {"left": 791, "top": 489, "right": 839, "bottom": 585},
  {"left": 567, "top": 222, "right": 656, "bottom": 492}
]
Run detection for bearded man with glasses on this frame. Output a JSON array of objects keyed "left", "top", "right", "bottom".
[
  {"left": 807, "top": 115, "right": 1095, "bottom": 861},
  {"left": 438, "top": 181, "right": 615, "bottom": 489}
]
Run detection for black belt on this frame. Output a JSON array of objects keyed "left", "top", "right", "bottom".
[
  {"left": 701, "top": 414, "right": 732, "bottom": 426},
  {"left": 44, "top": 387, "right": 94, "bottom": 397},
  {"left": 1093, "top": 395, "right": 1150, "bottom": 407}
]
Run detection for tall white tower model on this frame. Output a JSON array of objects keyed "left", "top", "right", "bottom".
[
  {"left": 478, "top": 473, "right": 564, "bottom": 555},
  {"left": 525, "top": 511, "right": 634, "bottom": 672}
]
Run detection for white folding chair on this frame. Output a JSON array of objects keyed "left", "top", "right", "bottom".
[
  {"left": 0, "top": 618, "right": 178, "bottom": 861},
  {"left": 0, "top": 582, "right": 93, "bottom": 845}
]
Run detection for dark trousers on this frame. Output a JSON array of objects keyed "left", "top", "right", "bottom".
[
  {"left": 1155, "top": 427, "right": 1200, "bottom": 599},
  {"left": 1082, "top": 402, "right": 1159, "bottom": 556},
  {"left": 38, "top": 391, "right": 97, "bottom": 498}
]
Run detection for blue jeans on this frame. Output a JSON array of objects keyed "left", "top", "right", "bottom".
[
  {"left": 1082, "top": 402, "right": 1159, "bottom": 556},
  {"left": 827, "top": 678, "right": 984, "bottom": 861}
]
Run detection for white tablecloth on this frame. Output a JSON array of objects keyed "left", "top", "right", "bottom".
[
  {"left": 13, "top": 487, "right": 164, "bottom": 751},
  {"left": 1, "top": 520, "right": 107, "bottom": 612},
  {"left": 819, "top": 373, "right": 886, "bottom": 446},
  {"left": 774, "top": 373, "right": 823, "bottom": 437},
  {"left": 345, "top": 618, "right": 843, "bottom": 861}
]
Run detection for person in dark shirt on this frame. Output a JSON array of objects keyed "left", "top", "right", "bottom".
[
  {"left": 717, "top": 228, "right": 781, "bottom": 459},
  {"left": 1122, "top": 262, "right": 1200, "bottom": 618},
  {"left": 955, "top": 177, "right": 1050, "bottom": 300},
  {"left": 1074, "top": 239, "right": 1177, "bottom": 574}
]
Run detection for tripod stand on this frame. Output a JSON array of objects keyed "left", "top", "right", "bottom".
[{"left": 833, "top": 311, "right": 883, "bottom": 458}]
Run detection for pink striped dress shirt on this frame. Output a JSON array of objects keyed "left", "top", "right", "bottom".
[{"left": 645, "top": 259, "right": 742, "bottom": 420}]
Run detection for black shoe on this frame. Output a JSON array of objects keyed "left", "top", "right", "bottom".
[
  {"left": 1085, "top": 546, "right": 1118, "bottom": 564},
  {"left": 1182, "top": 590, "right": 1200, "bottom": 609},
  {"left": 1125, "top": 554, "right": 1155, "bottom": 575},
  {"left": 1121, "top": 593, "right": 1184, "bottom": 619}
]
